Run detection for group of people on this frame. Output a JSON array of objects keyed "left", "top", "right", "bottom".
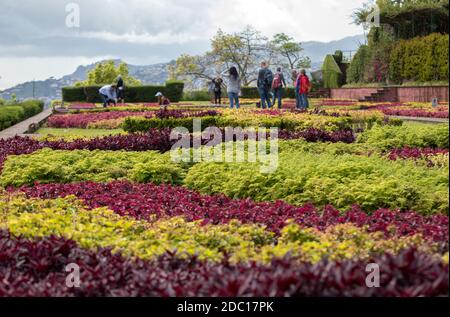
[
  {"left": 209, "top": 62, "right": 311, "bottom": 110},
  {"left": 99, "top": 75, "right": 170, "bottom": 108},
  {"left": 99, "top": 64, "right": 310, "bottom": 110},
  {"left": 257, "top": 62, "right": 311, "bottom": 110}
]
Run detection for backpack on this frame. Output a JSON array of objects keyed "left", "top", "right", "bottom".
[
  {"left": 272, "top": 73, "right": 282, "bottom": 89},
  {"left": 264, "top": 69, "right": 274, "bottom": 89}
]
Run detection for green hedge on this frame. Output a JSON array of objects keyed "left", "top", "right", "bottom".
[
  {"left": 357, "top": 123, "right": 449, "bottom": 151},
  {"left": 0, "top": 149, "right": 184, "bottom": 187},
  {"left": 347, "top": 45, "right": 371, "bottom": 84},
  {"left": 240, "top": 87, "right": 296, "bottom": 99},
  {"left": 122, "top": 114, "right": 371, "bottom": 133},
  {"left": 0, "top": 100, "right": 44, "bottom": 131},
  {"left": 123, "top": 116, "right": 219, "bottom": 133},
  {"left": 184, "top": 149, "right": 448, "bottom": 215},
  {"left": 62, "top": 81, "right": 185, "bottom": 103},
  {"left": 389, "top": 33, "right": 449, "bottom": 83},
  {"left": 322, "top": 55, "right": 343, "bottom": 88}
]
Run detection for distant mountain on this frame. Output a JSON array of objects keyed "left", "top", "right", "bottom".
[
  {"left": 302, "top": 34, "right": 366, "bottom": 63},
  {"left": 0, "top": 34, "right": 365, "bottom": 101}
]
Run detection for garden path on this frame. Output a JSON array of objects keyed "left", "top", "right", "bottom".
[{"left": 0, "top": 108, "right": 52, "bottom": 140}]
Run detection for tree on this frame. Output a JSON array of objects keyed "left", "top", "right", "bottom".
[
  {"left": 172, "top": 26, "right": 274, "bottom": 88},
  {"left": 211, "top": 26, "right": 271, "bottom": 86},
  {"left": 76, "top": 60, "right": 141, "bottom": 87},
  {"left": 169, "top": 53, "right": 221, "bottom": 88},
  {"left": 271, "top": 33, "right": 311, "bottom": 83}
]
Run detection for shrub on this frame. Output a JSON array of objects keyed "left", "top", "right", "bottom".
[
  {"left": 0, "top": 149, "right": 185, "bottom": 187},
  {"left": 389, "top": 33, "right": 449, "bottom": 83},
  {"left": 357, "top": 124, "right": 449, "bottom": 151},
  {"left": 46, "top": 111, "right": 154, "bottom": 129},
  {"left": 62, "top": 81, "right": 185, "bottom": 103},
  {"left": 347, "top": 45, "right": 372, "bottom": 84},
  {"left": 2, "top": 196, "right": 440, "bottom": 264},
  {"left": 1, "top": 233, "right": 447, "bottom": 297},
  {"left": 240, "top": 87, "right": 296, "bottom": 99},
  {"left": 0, "top": 100, "right": 44, "bottom": 131},
  {"left": 184, "top": 150, "right": 449, "bottom": 214},
  {"left": 164, "top": 81, "right": 185, "bottom": 102},
  {"left": 18, "top": 181, "right": 450, "bottom": 243},
  {"left": 182, "top": 90, "right": 211, "bottom": 101},
  {"left": 123, "top": 116, "right": 219, "bottom": 133},
  {"left": 322, "top": 55, "right": 343, "bottom": 88}
]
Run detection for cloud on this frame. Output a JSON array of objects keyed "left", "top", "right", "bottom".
[
  {"left": 0, "top": 0, "right": 364, "bottom": 58},
  {"left": 0, "top": 0, "right": 365, "bottom": 89}
]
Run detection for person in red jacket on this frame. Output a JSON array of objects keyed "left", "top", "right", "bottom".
[{"left": 295, "top": 69, "right": 311, "bottom": 110}]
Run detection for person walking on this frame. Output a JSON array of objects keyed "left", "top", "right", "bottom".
[
  {"left": 224, "top": 67, "right": 241, "bottom": 110},
  {"left": 116, "top": 75, "right": 125, "bottom": 104},
  {"left": 257, "top": 61, "right": 273, "bottom": 109},
  {"left": 296, "top": 69, "right": 311, "bottom": 110},
  {"left": 272, "top": 67, "right": 287, "bottom": 109},
  {"left": 99, "top": 84, "right": 117, "bottom": 108},
  {"left": 212, "top": 77, "right": 223, "bottom": 105}
]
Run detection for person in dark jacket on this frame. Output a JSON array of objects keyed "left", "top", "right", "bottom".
[
  {"left": 116, "top": 75, "right": 125, "bottom": 104},
  {"left": 292, "top": 69, "right": 300, "bottom": 109},
  {"left": 257, "top": 61, "right": 273, "bottom": 109},
  {"left": 271, "top": 67, "right": 287, "bottom": 109},
  {"left": 212, "top": 77, "right": 223, "bottom": 105}
]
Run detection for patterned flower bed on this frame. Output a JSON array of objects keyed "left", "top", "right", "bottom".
[{"left": 0, "top": 102, "right": 448, "bottom": 297}]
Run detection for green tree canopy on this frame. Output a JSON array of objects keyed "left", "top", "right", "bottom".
[
  {"left": 271, "top": 33, "right": 311, "bottom": 83},
  {"left": 76, "top": 60, "right": 141, "bottom": 87}
]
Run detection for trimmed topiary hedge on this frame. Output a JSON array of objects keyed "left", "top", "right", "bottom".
[
  {"left": 389, "top": 33, "right": 449, "bottom": 84},
  {"left": 240, "top": 87, "right": 296, "bottom": 99},
  {"left": 322, "top": 55, "right": 343, "bottom": 88},
  {"left": 62, "top": 81, "right": 185, "bottom": 103},
  {"left": 0, "top": 100, "right": 44, "bottom": 131},
  {"left": 123, "top": 116, "right": 219, "bottom": 133}
]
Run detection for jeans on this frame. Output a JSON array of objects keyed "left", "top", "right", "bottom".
[
  {"left": 299, "top": 93, "right": 309, "bottom": 109},
  {"left": 258, "top": 87, "right": 272, "bottom": 109},
  {"left": 101, "top": 94, "right": 110, "bottom": 107},
  {"left": 214, "top": 91, "right": 222, "bottom": 105},
  {"left": 295, "top": 90, "right": 301, "bottom": 109},
  {"left": 272, "top": 87, "right": 283, "bottom": 109},
  {"left": 228, "top": 92, "right": 240, "bottom": 109}
]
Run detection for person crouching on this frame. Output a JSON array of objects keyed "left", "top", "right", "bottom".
[{"left": 99, "top": 84, "right": 118, "bottom": 108}]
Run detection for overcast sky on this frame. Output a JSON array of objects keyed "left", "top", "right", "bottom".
[{"left": 0, "top": 0, "right": 365, "bottom": 90}]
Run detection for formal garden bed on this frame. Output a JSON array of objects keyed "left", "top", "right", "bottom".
[{"left": 0, "top": 99, "right": 448, "bottom": 297}]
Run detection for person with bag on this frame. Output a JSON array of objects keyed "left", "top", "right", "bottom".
[
  {"left": 271, "top": 67, "right": 287, "bottom": 109},
  {"left": 296, "top": 69, "right": 311, "bottom": 110},
  {"left": 257, "top": 61, "right": 273, "bottom": 109}
]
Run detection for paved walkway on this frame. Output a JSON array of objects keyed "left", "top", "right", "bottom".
[
  {"left": 0, "top": 108, "right": 53, "bottom": 140},
  {"left": 390, "top": 116, "right": 449, "bottom": 124}
]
